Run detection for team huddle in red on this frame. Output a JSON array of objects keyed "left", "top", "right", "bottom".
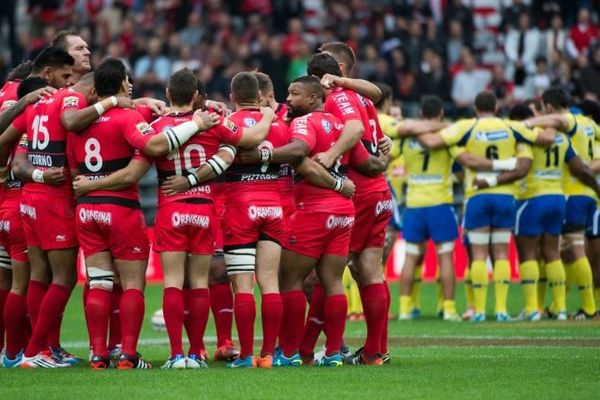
[{"left": 0, "top": 31, "right": 394, "bottom": 369}]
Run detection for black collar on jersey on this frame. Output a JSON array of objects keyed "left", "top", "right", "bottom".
[{"left": 166, "top": 110, "right": 194, "bottom": 117}]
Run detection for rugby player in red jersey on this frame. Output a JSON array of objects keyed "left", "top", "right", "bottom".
[
  {"left": 64, "top": 59, "right": 219, "bottom": 369},
  {"left": 308, "top": 51, "right": 392, "bottom": 365},
  {"left": 0, "top": 77, "right": 49, "bottom": 367},
  {"left": 0, "top": 62, "right": 33, "bottom": 113},
  {"left": 265, "top": 76, "right": 386, "bottom": 367}
]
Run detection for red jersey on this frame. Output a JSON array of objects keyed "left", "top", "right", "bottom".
[
  {"left": 0, "top": 136, "right": 27, "bottom": 205},
  {"left": 324, "top": 88, "right": 388, "bottom": 194},
  {"left": 290, "top": 110, "right": 353, "bottom": 213},
  {"left": 151, "top": 112, "right": 243, "bottom": 206},
  {"left": 275, "top": 103, "right": 288, "bottom": 121},
  {"left": 224, "top": 108, "right": 290, "bottom": 205},
  {"left": 0, "top": 81, "right": 20, "bottom": 112},
  {"left": 67, "top": 107, "right": 155, "bottom": 207},
  {"left": 12, "top": 88, "right": 87, "bottom": 198}
]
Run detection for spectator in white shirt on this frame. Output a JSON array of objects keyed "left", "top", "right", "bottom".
[
  {"left": 505, "top": 12, "right": 542, "bottom": 85},
  {"left": 451, "top": 50, "right": 491, "bottom": 115}
]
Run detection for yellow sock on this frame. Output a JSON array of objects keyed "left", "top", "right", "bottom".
[
  {"left": 436, "top": 272, "right": 443, "bottom": 314},
  {"left": 400, "top": 295, "right": 412, "bottom": 316},
  {"left": 595, "top": 288, "right": 600, "bottom": 313},
  {"left": 443, "top": 299, "right": 456, "bottom": 316},
  {"left": 572, "top": 257, "right": 596, "bottom": 315},
  {"left": 493, "top": 260, "right": 511, "bottom": 314},
  {"left": 464, "top": 267, "right": 475, "bottom": 308},
  {"left": 564, "top": 262, "right": 574, "bottom": 292},
  {"left": 411, "top": 265, "right": 422, "bottom": 311},
  {"left": 546, "top": 260, "right": 566, "bottom": 313},
  {"left": 471, "top": 260, "right": 488, "bottom": 314},
  {"left": 519, "top": 260, "right": 539, "bottom": 315},
  {"left": 350, "top": 279, "right": 363, "bottom": 314},
  {"left": 537, "top": 260, "right": 547, "bottom": 311},
  {"left": 342, "top": 267, "right": 354, "bottom": 315}
]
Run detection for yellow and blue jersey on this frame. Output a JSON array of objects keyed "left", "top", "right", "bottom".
[
  {"left": 564, "top": 113, "right": 599, "bottom": 198},
  {"left": 440, "top": 117, "right": 538, "bottom": 199}
]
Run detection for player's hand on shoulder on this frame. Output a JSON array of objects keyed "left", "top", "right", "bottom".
[
  {"left": 320, "top": 73, "right": 344, "bottom": 89},
  {"left": 43, "top": 167, "right": 66, "bottom": 186},
  {"left": 206, "top": 100, "right": 232, "bottom": 116},
  {"left": 143, "top": 98, "right": 167, "bottom": 115},
  {"left": 116, "top": 96, "right": 135, "bottom": 109},
  {"left": 24, "top": 86, "right": 56, "bottom": 104},
  {"left": 238, "top": 148, "right": 261, "bottom": 164},
  {"left": 161, "top": 175, "right": 190, "bottom": 195},
  {"left": 341, "top": 178, "right": 355, "bottom": 198},
  {"left": 193, "top": 110, "right": 219, "bottom": 131}
]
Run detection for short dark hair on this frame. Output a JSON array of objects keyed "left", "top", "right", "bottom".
[
  {"left": 291, "top": 75, "right": 324, "bottom": 100},
  {"left": 541, "top": 87, "right": 568, "bottom": 109},
  {"left": 230, "top": 72, "right": 259, "bottom": 104},
  {"left": 52, "top": 30, "right": 79, "bottom": 50},
  {"left": 319, "top": 42, "right": 356, "bottom": 72},
  {"left": 167, "top": 69, "right": 199, "bottom": 107},
  {"left": 579, "top": 99, "right": 600, "bottom": 124},
  {"left": 421, "top": 95, "right": 444, "bottom": 119},
  {"left": 17, "top": 76, "right": 48, "bottom": 99},
  {"left": 7, "top": 61, "right": 33, "bottom": 81},
  {"left": 474, "top": 91, "right": 497, "bottom": 113},
  {"left": 374, "top": 82, "right": 393, "bottom": 109},
  {"left": 523, "top": 98, "right": 543, "bottom": 113},
  {"left": 508, "top": 104, "right": 534, "bottom": 121},
  {"left": 32, "top": 47, "right": 75, "bottom": 74},
  {"left": 253, "top": 72, "right": 274, "bottom": 95},
  {"left": 94, "top": 58, "right": 126, "bottom": 97},
  {"left": 307, "top": 53, "right": 342, "bottom": 79}
]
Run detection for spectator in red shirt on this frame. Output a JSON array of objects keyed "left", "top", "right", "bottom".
[{"left": 567, "top": 8, "right": 598, "bottom": 59}]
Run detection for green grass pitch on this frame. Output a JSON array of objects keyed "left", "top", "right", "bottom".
[{"left": 1, "top": 283, "right": 598, "bottom": 399}]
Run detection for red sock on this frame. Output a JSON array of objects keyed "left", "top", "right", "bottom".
[
  {"left": 120, "top": 289, "right": 144, "bottom": 357},
  {"left": 234, "top": 293, "right": 255, "bottom": 358},
  {"left": 182, "top": 288, "right": 191, "bottom": 338},
  {"left": 280, "top": 290, "right": 306, "bottom": 357},
  {"left": 0, "top": 288, "right": 8, "bottom": 349},
  {"left": 108, "top": 284, "right": 123, "bottom": 350},
  {"left": 210, "top": 283, "right": 233, "bottom": 347},
  {"left": 380, "top": 281, "right": 391, "bottom": 354},
  {"left": 85, "top": 288, "right": 111, "bottom": 358},
  {"left": 3, "top": 291, "right": 28, "bottom": 358},
  {"left": 83, "top": 282, "right": 90, "bottom": 308},
  {"left": 25, "top": 284, "right": 72, "bottom": 357},
  {"left": 46, "top": 313, "right": 63, "bottom": 349},
  {"left": 299, "top": 284, "right": 325, "bottom": 357},
  {"left": 324, "top": 294, "right": 347, "bottom": 356},
  {"left": 26, "top": 280, "right": 48, "bottom": 331},
  {"left": 163, "top": 287, "right": 185, "bottom": 357},
  {"left": 186, "top": 288, "right": 209, "bottom": 356},
  {"left": 360, "top": 283, "right": 387, "bottom": 356},
  {"left": 260, "top": 293, "right": 282, "bottom": 356}
]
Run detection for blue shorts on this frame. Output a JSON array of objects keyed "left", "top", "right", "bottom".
[
  {"left": 514, "top": 195, "right": 565, "bottom": 237},
  {"left": 585, "top": 208, "right": 600, "bottom": 238},
  {"left": 463, "top": 194, "right": 515, "bottom": 230},
  {"left": 402, "top": 204, "right": 459, "bottom": 244},
  {"left": 387, "top": 181, "right": 402, "bottom": 231},
  {"left": 563, "top": 195, "right": 596, "bottom": 233}
]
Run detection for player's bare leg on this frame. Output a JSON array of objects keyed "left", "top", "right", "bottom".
[
  {"left": 113, "top": 258, "right": 149, "bottom": 369},
  {"left": 255, "top": 240, "right": 282, "bottom": 367},
  {"left": 184, "top": 254, "right": 211, "bottom": 366},
  {"left": 315, "top": 254, "right": 349, "bottom": 365},
  {"left": 399, "top": 243, "right": 425, "bottom": 320},
  {"left": 84, "top": 251, "right": 114, "bottom": 368}
]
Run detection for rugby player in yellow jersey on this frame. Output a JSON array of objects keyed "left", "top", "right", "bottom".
[
  {"left": 416, "top": 91, "right": 554, "bottom": 322},
  {"left": 509, "top": 104, "right": 600, "bottom": 320},
  {"left": 523, "top": 88, "right": 598, "bottom": 319}
]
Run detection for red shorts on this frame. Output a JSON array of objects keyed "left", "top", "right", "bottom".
[
  {"left": 76, "top": 203, "right": 149, "bottom": 260},
  {"left": 284, "top": 208, "right": 355, "bottom": 259},
  {"left": 153, "top": 201, "right": 215, "bottom": 255},
  {"left": 223, "top": 203, "right": 285, "bottom": 247},
  {"left": 21, "top": 191, "right": 77, "bottom": 250},
  {"left": 0, "top": 201, "right": 28, "bottom": 262},
  {"left": 349, "top": 190, "right": 393, "bottom": 253}
]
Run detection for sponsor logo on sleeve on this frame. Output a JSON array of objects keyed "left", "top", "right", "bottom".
[
  {"left": 63, "top": 96, "right": 80, "bottom": 108},
  {"left": 223, "top": 118, "right": 238, "bottom": 132},
  {"left": 136, "top": 122, "right": 153, "bottom": 135}
]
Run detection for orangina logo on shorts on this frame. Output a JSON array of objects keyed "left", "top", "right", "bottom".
[
  {"left": 325, "top": 215, "right": 354, "bottom": 230},
  {"left": 79, "top": 208, "right": 112, "bottom": 225},
  {"left": 375, "top": 200, "right": 394, "bottom": 216},
  {"left": 247, "top": 206, "right": 283, "bottom": 220},
  {"left": 171, "top": 212, "right": 209, "bottom": 228}
]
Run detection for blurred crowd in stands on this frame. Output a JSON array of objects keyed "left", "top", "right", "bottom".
[{"left": 1, "top": 0, "right": 600, "bottom": 117}]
